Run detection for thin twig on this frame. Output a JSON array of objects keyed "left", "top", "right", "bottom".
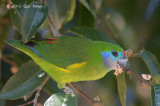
[
  {"left": 47, "top": 15, "right": 63, "bottom": 37},
  {"left": 68, "top": 83, "right": 94, "bottom": 106},
  {"left": 20, "top": 75, "right": 50, "bottom": 106},
  {"left": 1, "top": 56, "right": 16, "bottom": 66},
  {"left": 19, "top": 101, "right": 34, "bottom": 106},
  {"left": 123, "top": 68, "right": 145, "bottom": 82},
  {"left": 41, "top": 0, "right": 45, "bottom": 4}
]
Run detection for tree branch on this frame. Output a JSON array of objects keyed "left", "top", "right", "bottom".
[
  {"left": 123, "top": 68, "right": 151, "bottom": 88},
  {"left": 68, "top": 83, "right": 95, "bottom": 106},
  {"left": 20, "top": 75, "right": 50, "bottom": 106}
]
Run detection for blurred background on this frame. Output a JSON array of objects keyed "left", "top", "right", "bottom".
[{"left": 0, "top": 0, "right": 160, "bottom": 106}]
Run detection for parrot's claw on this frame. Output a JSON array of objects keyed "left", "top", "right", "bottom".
[{"left": 63, "top": 86, "right": 74, "bottom": 94}]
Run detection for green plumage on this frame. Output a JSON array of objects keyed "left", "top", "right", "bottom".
[{"left": 6, "top": 36, "right": 123, "bottom": 88}]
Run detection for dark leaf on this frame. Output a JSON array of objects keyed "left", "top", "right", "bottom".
[
  {"left": 0, "top": 61, "right": 47, "bottom": 99},
  {"left": 140, "top": 50, "right": 160, "bottom": 83},
  {"left": 140, "top": 50, "right": 160, "bottom": 75},
  {"left": 117, "top": 72, "right": 126, "bottom": 106},
  {"left": 11, "top": 0, "right": 25, "bottom": 17},
  {"left": 78, "top": 0, "right": 96, "bottom": 17},
  {"left": 69, "top": 26, "right": 118, "bottom": 45},
  {"left": 10, "top": 8, "right": 23, "bottom": 33},
  {"left": 0, "top": 82, "right": 6, "bottom": 106},
  {"left": 64, "top": 2, "right": 94, "bottom": 30},
  {"left": 43, "top": 78, "right": 60, "bottom": 95},
  {"left": 21, "top": 1, "right": 48, "bottom": 43},
  {"left": 151, "top": 84, "right": 160, "bottom": 106},
  {"left": 65, "top": 0, "right": 76, "bottom": 22},
  {"left": 46, "top": 0, "right": 72, "bottom": 29},
  {"left": 44, "top": 93, "right": 77, "bottom": 106}
]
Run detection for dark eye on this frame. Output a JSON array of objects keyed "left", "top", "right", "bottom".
[{"left": 111, "top": 51, "right": 118, "bottom": 57}]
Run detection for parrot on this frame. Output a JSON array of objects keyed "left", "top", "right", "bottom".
[{"left": 6, "top": 36, "right": 127, "bottom": 88}]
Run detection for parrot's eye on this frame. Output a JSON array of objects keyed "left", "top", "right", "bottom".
[{"left": 111, "top": 51, "right": 118, "bottom": 57}]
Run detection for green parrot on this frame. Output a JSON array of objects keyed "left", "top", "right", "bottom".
[{"left": 6, "top": 36, "right": 127, "bottom": 88}]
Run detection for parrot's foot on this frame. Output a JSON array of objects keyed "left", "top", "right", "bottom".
[{"left": 63, "top": 86, "right": 74, "bottom": 94}]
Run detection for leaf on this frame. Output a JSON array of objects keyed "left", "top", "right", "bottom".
[
  {"left": 140, "top": 50, "right": 160, "bottom": 75},
  {"left": 117, "top": 72, "right": 126, "bottom": 106},
  {"left": 10, "top": 0, "right": 25, "bottom": 32},
  {"left": 78, "top": 0, "right": 96, "bottom": 17},
  {"left": 65, "top": 0, "right": 76, "bottom": 22},
  {"left": 43, "top": 78, "right": 60, "bottom": 95},
  {"left": 64, "top": 1, "right": 94, "bottom": 30},
  {"left": 140, "top": 50, "right": 160, "bottom": 83},
  {"left": 69, "top": 26, "right": 118, "bottom": 45},
  {"left": 0, "top": 21, "right": 10, "bottom": 51},
  {"left": 44, "top": 93, "right": 77, "bottom": 106},
  {"left": 46, "top": 0, "right": 72, "bottom": 29},
  {"left": 151, "top": 84, "right": 160, "bottom": 106},
  {"left": 21, "top": 1, "right": 48, "bottom": 43},
  {"left": 10, "top": 0, "right": 34, "bottom": 33},
  {"left": 10, "top": 8, "right": 23, "bottom": 33},
  {"left": 11, "top": 0, "right": 26, "bottom": 17},
  {"left": 0, "top": 82, "right": 6, "bottom": 106},
  {"left": 0, "top": 61, "right": 47, "bottom": 99}
]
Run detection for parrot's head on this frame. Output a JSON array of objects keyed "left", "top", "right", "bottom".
[{"left": 101, "top": 50, "right": 128, "bottom": 70}]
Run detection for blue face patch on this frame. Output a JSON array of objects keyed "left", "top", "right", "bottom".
[{"left": 101, "top": 51, "right": 124, "bottom": 69}]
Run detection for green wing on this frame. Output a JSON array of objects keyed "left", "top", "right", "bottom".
[{"left": 31, "top": 36, "right": 90, "bottom": 69}]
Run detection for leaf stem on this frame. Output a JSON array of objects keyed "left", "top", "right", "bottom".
[
  {"left": 47, "top": 15, "right": 63, "bottom": 37},
  {"left": 68, "top": 83, "right": 94, "bottom": 105},
  {"left": 123, "top": 68, "right": 145, "bottom": 81},
  {"left": 1, "top": 56, "right": 16, "bottom": 66}
]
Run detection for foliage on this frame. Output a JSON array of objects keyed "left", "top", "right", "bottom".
[{"left": 0, "top": 0, "right": 160, "bottom": 106}]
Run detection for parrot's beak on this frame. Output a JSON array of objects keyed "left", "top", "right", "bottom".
[
  {"left": 118, "top": 57, "right": 128, "bottom": 68},
  {"left": 122, "top": 50, "right": 127, "bottom": 57}
]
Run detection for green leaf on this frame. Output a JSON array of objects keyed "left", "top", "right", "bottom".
[
  {"left": 10, "top": 8, "right": 23, "bottom": 33},
  {"left": 0, "top": 61, "right": 47, "bottom": 99},
  {"left": 46, "top": 0, "right": 72, "bottom": 29},
  {"left": 69, "top": 26, "right": 118, "bottom": 45},
  {"left": 151, "top": 84, "right": 160, "bottom": 106},
  {"left": 10, "top": 0, "right": 34, "bottom": 33},
  {"left": 43, "top": 78, "right": 60, "bottom": 95},
  {"left": 11, "top": 0, "right": 25, "bottom": 16},
  {"left": 0, "top": 82, "right": 6, "bottom": 106},
  {"left": 44, "top": 93, "right": 77, "bottom": 106},
  {"left": 64, "top": 1, "right": 94, "bottom": 30},
  {"left": 10, "top": 0, "right": 25, "bottom": 32},
  {"left": 140, "top": 50, "right": 160, "bottom": 83},
  {"left": 78, "top": 0, "right": 96, "bottom": 17},
  {"left": 117, "top": 72, "right": 126, "bottom": 106},
  {"left": 0, "top": 22, "right": 10, "bottom": 51},
  {"left": 65, "top": 0, "right": 76, "bottom": 22},
  {"left": 140, "top": 50, "right": 160, "bottom": 75},
  {"left": 21, "top": 1, "right": 48, "bottom": 43}
]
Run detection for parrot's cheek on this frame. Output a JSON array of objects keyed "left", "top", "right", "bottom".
[
  {"left": 103, "top": 57, "right": 118, "bottom": 70},
  {"left": 118, "top": 57, "right": 128, "bottom": 68}
]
